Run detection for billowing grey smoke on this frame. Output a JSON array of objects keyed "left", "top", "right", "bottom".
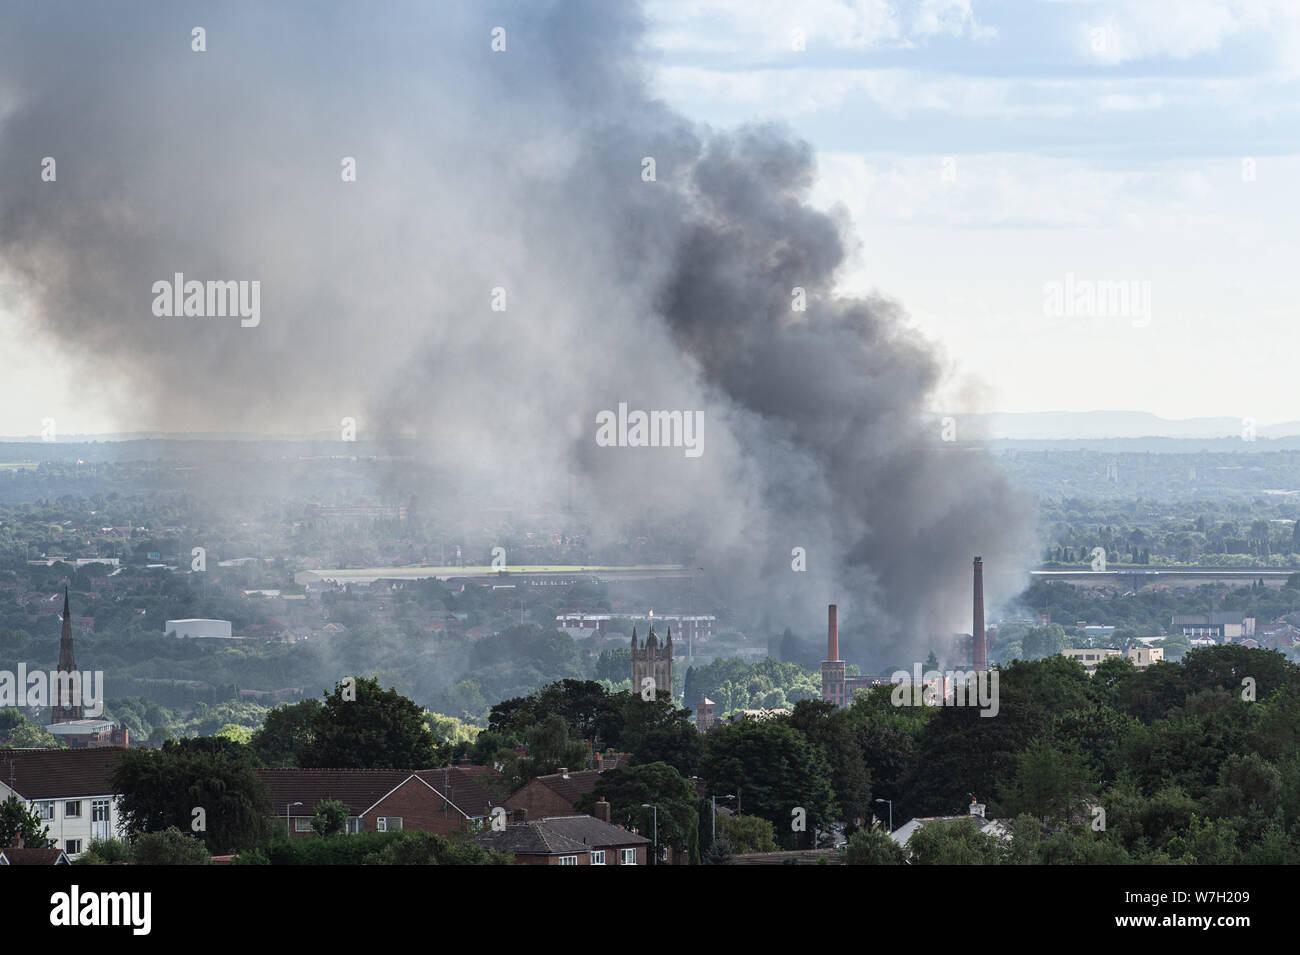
[{"left": 0, "top": 0, "right": 1035, "bottom": 665}]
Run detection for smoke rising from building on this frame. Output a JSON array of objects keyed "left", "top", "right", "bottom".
[{"left": 0, "top": 1, "right": 1035, "bottom": 664}]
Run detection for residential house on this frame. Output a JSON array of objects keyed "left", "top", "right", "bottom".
[
  {"left": 504, "top": 769, "right": 602, "bottom": 820},
  {"left": 256, "top": 767, "right": 497, "bottom": 837},
  {"left": 472, "top": 812, "right": 650, "bottom": 865},
  {"left": 891, "top": 801, "right": 1012, "bottom": 852},
  {"left": 0, "top": 748, "right": 127, "bottom": 858}
]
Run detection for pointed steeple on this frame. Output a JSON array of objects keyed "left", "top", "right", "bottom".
[
  {"left": 52, "top": 585, "right": 82, "bottom": 723},
  {"left": 59, "top": 587, "right": 74, "bottom": 669},
  {"left": 665, "top": 626, "right": 673, "bottom": 649},
  {"left": 646, "top": 621, "right": 658, "bottom": 649},
  {"left": 630, "top": 625, "right": 638, "bottom": 650}
]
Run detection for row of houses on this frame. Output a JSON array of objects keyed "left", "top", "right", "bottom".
[{"left": 0, "top": 750, "right": 650, "bottom": 865}]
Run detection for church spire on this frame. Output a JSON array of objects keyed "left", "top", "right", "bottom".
[{"left": 53, "top": 585, "right": 82, "bottom": 723}]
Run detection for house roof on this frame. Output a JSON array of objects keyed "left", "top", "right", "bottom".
[
  {"left": 472, "top": 815, "right": 649, "bottom": 856},
  {"left": 256, "top": 768, "right": 409, "bottom": 814},
  {"left": 412, "top": 768, "right": 496, "bottom": 819},
  {"left": 254, "top": 767, "right": 494, "bottom": 819},
  {"left": 1171, "top": 612, "right": 1248, "bottom": 626},
  {"left": 890, "top": 815, "right": 1011, "bottom": 847},
  {"left": 473, "top": 824, "right": 591, "bottom": 856},
  {"left": 0, "top": 847, "right": 70, "bottom": 865},
  {"left": 530, "top": 815, "right": 650, "bottom": 848},
  {"left": 0, "top": 747, "right": 126, "bottom": 799},
  {"left": 532, "top": 769, "right": 602, "bottom": 804}
]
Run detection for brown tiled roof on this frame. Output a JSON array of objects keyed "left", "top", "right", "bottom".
[
  {"left": 412, "top": 768, "right": 496, "bottom": 819},
  {"left": 0, "top": 847, "right": 70, "bottom": 865},
  {"left": 255, "top": 767, "right": 496, "bottom": 818},
  {"left": 535, "top": 769, "right": 602, "bottom": 805},
  {"left": 255, "top": 769, "right": 411, "bottom": 815},
  {"left": 0, "top": 747, "right": 126, "bottom": 799}
]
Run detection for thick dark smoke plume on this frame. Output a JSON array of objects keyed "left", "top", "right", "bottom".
[{"left": 0, "top": 1, "right": 1035, "bottom": 665}]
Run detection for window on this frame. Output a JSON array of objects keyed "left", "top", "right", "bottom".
[
  {"left": 65, "top": 840, "right": 82, "bottom": 854},
  {"left": 35, "top": 801, "right": 54, "bottom": 820},
  {"left": 92, "top": 799, "right": 111, "bottom": 841},
  {"left": 377, "top": 816, "right": 402, "bottom": 832},
  {"left": 347, "top": 817, "right": 361, "bottom": 834},
  {"left": 294, "top": 817, "right": 314, "bottom": 832},
  {"left": 558, "top": 855, "right": 579, "bottom": 865},
  {"left": 590, "top": 850, "right": 605, "bottom": 865},
  {"left": 65, "top": 800, "right": 82, "bottom": 818},
  {"left": 620, "top": 848, "right": 637, "bottom": 865}
]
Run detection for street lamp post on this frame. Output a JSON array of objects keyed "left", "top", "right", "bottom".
[
  {"left": 287, "top": 801, "right": 303, "bottom": 836},
  {"left": 640, "top": 803, "right": 658, "bottom": 865},
  {"left": 874, "top": 798, "right": 892, "bottom": 833},
  {"left": 711, "top": 793, "right": 735, "bottom": 842}
]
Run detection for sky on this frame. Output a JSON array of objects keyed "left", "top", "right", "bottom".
[
  {"left": 639, "top": 0, "right": 1300, "bottom": 428},
  {"left": 2, "top": 0, "right": 1299, "bottom": 436}
]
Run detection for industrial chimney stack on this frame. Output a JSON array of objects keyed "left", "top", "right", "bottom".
[
  {"left": 827, "top": 604, "right": 839, "bottom": 662},
  {"left": 973, "top": 556, "right": 987, "bottom": 671},
  {"left": 821, "top": 604, "right": 846, "bottom": 707}
]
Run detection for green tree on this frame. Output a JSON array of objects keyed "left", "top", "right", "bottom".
[
  {"left": 362, "top": 830, "right": 511, "bottom": 865},
  {"left": 132, "top": 826, "right": 212, "bottom": 865},
  {"left": 786, "top": 699, "right": 873, "bottom": 827},
  {"left": 715, "top": 813, "right": 778, "bottom": 854},
  {"left": 112, "top": 737, "right": 271, "bottom": 853},
  {"left": 905, "top": 817, "right": 1004, "bottom": 865},
  {"left": 628, "top": 722, "right": 703, "bottom": 777},
  {"left": 576, "top": 762, "right": 701, "bottom": 864},
  {"left": 700, "top": 718, "right": 837, "bottom": 848},
  {"left": 249, "top": 699, "right": 320, "bottom": 767},
  {"left": 312, "top": 800, "right": 349, "bottom": 838},
  {"left": 74, "top": 838, "right": 133, "bottom": 865},
  {"left": 507, "top": 713, "right": 590, "bottom": 781},
  {"left": 0, "top": 796, "right": 52, "bottom": 849},
  {"left": 1000, "top": 741, "right": 1094, "bottom": 824},
  {"left": 298, "top": 677, "right": 438, "bottom": 769},
  {"left": 844, "top": 826, "right": 906, "bottom": 865}
]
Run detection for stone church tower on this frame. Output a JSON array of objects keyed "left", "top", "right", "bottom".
[
  {"left": 630, "top": 619, "right": 673, "bottom": 699},
  {"left": 51, "top": 587, "right": 82, "bottom": 723}
]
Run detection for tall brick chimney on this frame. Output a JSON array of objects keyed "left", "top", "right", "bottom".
[
  {"left": 827, "top": 604, "right": 839, "bottom": 662},
  {"left": 593, "top": 797, "right": 611, "bottom": 824},
  {"left": 822, "top": 603, "right": 847, "bottom": 707},
  {"left": 973, "top": 556, "right": 987, "bottom": 671}
]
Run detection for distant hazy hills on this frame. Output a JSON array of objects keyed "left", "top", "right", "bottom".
[
  {"left": 953, "top": 411, "right": 1300, "bottom": 441},
  {"left": 5, "top": 412, "right": 1300, "bottom": 445}
]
